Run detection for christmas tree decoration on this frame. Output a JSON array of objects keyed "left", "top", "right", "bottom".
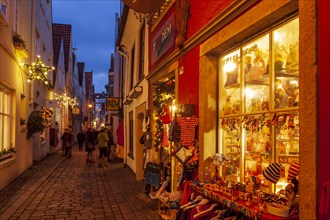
[
  {"left": 22, "top": 55, "right": 54, "bottom": 84},
  {"left": 153, "top": 79, "right": 175, "bottom": 148}
]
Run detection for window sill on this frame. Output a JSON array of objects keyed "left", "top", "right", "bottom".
[{"left": 0, "top": 153, "right": 16, "bottom": 170}]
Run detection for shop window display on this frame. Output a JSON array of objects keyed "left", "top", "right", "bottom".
[
  {"left": 243, "top": 35, "right": 270, "bottom": 114},
  {"left": 273, "top": 19, "right": 299, "bottom": 109},
  {"left": 219, "top": 49, "right": 241, "bottom": 117},
  {"left": 217, "top": 18, "right": 299, "bottom": 195}
]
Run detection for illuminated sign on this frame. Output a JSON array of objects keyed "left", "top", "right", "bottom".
[{"left": 106, "top": 97, "right": 120, "bottom": 111}]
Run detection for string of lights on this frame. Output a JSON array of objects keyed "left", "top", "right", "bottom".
[
  {"left": 55, "top": 93, "right": 77, "bottom": 107},
  {"left": 22, "top": 55, "right": 55, "bottom": 85}
]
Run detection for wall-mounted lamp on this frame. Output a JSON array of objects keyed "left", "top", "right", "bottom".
[
  {"left": 129, "top": 86, "right": 143, "bottom": 99},
  {"left": 123, "top": 96, "right": 133, "bottom": 105},
  {"left": 22, "top": 55, "right": 54, "bottom": 85}
]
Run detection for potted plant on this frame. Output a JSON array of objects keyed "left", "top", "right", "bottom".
[
  {"left": 26, "top": 111, "right": 46, "bottom": 139},
  {"left": 13, "top": 34, "right": 27, "bottom": 50}
]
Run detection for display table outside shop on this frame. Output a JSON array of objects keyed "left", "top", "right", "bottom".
[{"left": 190, "top": 184, "right": 298, "bottom": 220}]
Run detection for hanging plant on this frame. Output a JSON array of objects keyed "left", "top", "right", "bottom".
[
  {"left": 26, "top": 111, "right": 46, "bottom": 139},
  {"left": 13, "top": 34, "right": 27, "bottom": 50}
]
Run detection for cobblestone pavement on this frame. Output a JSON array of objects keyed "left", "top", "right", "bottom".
[{"left": 0, "top": 148, "right": 158, "bottom": 220}]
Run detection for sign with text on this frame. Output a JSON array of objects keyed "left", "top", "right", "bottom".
[
  {"left": 106, "top": 97, "right": 120, "bottom": 111},
  {"left": 151, "top": 14, "right": 175, "bottom": 65}
]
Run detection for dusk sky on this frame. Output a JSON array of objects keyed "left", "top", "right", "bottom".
[{"left": 52, "top": 0, "right": 120, "bottom": 93}]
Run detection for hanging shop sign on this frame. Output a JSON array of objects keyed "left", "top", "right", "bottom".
[
  {"left": 72, "top": 107, "right": 80, "bottom": 115},
  {"left": 46, "top": 100, "right": 60, "bottom": 108},
  {"left": 122, "top": 0, "right": 165, "bottom": 14},
  {"left": 151, "top": 14, "right": 175, "bottom": 65},
  {"left": 106, "top": 97, "right": 120, "bottom": 111}
]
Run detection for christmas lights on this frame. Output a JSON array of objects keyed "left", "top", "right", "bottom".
[
  {"left": 55, "top": 93, "right": 77, "bottom": 107},
  {"left": 23, "top": 55, "right": 54, "bottom": 84}
]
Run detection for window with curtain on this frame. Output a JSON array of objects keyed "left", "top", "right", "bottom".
[{"left": 0, "top": 85, "right": 12, "bottom": 153}]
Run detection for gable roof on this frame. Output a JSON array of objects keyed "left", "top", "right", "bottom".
[
  {"left": 52, "top": 23, "right": 72, "bottom": 73},
  {"left": 77, "top": 62, "right": 85, "bottom": 86},
  {"left": 52, "top": 33, "right": 62, "bottom": 84}
]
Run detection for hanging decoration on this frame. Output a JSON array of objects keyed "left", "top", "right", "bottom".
[
  {"left": 153, "top": 79, "right": 175, "bottom": 148},
  {"left": 220, "top": 113, "right": 299, "bottom": 133},
  {"left": 22, "top": 55, "right": 54, "bottom": 85},
  {"left": 55, "top": 93, "right": 77, "bottom": 107},
  {"left": 26, "top": 110, "right": 46, "bottom": 139},
  {"left": 41, "top": 107, "right": 53, "bottom": 127}
]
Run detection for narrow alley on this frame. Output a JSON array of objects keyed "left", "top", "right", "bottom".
[{"left": 0, "top": 147, "right": 158, "bottom": 220}]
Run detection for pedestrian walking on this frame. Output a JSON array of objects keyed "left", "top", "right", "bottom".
[
  {"left": 61, "top": 127, "right": 73, "bottom": 158},
  {"left": 85, "top": 128, "right": 96, "bottom": 163},
  {"left": 77, "top": 130, "right": 86, "bottom": 151},
  {"left": 97, "top": 127, "right": 109, "bottom": 167},
  {"left": 107, "top": 129, "right": 115, "bottom": 162}
]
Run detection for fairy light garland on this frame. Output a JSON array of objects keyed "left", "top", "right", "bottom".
[
  {"left": 55, "top": 93, "right": 77, "bottom": 107},
  {"left": 22, "top": 55, "right": 55, "bottom": 84}
]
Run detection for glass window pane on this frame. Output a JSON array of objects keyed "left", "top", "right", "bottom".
[
  {"left": 273, "top": 18, "right": 299, "bottom": 108},
  {"left": 220, "top": 122, "right": 241, "bottom": 182},
  {"left": 4, "top": 93, "right": 10, "bottom": 114},
  {"left": 0, "top": 115, "right": 3, "bottom": 151},
  {"left": 275, "top": 113, "right": 299, "bottom": 192},
  {"left": 219, "top": 49, "right": 241, "bottom": 116},
  {"left": 3, "top": 115, "right": 10, "bottom": 149},
  {"left": 243, "top": 35, "right": 270, "bottom": 113},
  {"left": 243, "top": 115, "right": 271, "bottom": 185},
  {"left": 0, "top": 92, "right": 3, "bottom": 112}
]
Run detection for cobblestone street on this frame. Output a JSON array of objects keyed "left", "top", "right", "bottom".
[{"left": 0, "top": 148, "right": 158, "bottom": 220}]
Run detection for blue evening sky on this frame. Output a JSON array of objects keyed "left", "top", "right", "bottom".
[{"left": 52, "top": 0, "right": 120, "bottom": 93}]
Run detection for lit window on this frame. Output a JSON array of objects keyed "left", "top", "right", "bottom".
[{"left": 0, "top": 85, "right": 12, "bottom": 154}]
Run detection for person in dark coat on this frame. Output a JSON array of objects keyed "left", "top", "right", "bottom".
[
  {"left": 77, "top": 130, "right": 86, "bottom": 151},
  {"left": 85, "top": 128, "right": 97, "bottom": 163},
  {"left": 61, "top": 127, "right": 73, "bottom": 158}
]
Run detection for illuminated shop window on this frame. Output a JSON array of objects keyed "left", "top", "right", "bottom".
[{"left": 217, "top": 17, "right": 299, "bottom": 193}]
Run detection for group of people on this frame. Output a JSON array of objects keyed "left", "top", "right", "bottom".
[{"left": 61, "top": 126, "right": 116, "bottom": 167}]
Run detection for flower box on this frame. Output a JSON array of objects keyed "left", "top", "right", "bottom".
[{"left": 0, "top": 152, "right": 14, "bottom": 162}]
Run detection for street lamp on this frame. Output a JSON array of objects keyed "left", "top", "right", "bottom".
[{"left": 88, "top": 104, "right": 93, "bottom": 127}]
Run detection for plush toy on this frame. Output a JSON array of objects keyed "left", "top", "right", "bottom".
[
  {"left": 285, "top": 43, "right": 299, "bottom": 74},
  {"left": 223, "top": 96, "right": 232, "bottom": 115}
]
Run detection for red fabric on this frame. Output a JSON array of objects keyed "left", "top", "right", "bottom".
[
  {"left": 116, "top": 121, "right": 124, "bottom": 146},
  {"left": 159, "top": 105, "right": 172, "bottom": 124},
  {"left": 180, "top": 181, "right": 192, "bottom": 206},
  {"left": 178, "top": 115, "right": 199, "bottom": 146},
  {"left": 319, "top": 181, "right": 330, "bottom": 220}
]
